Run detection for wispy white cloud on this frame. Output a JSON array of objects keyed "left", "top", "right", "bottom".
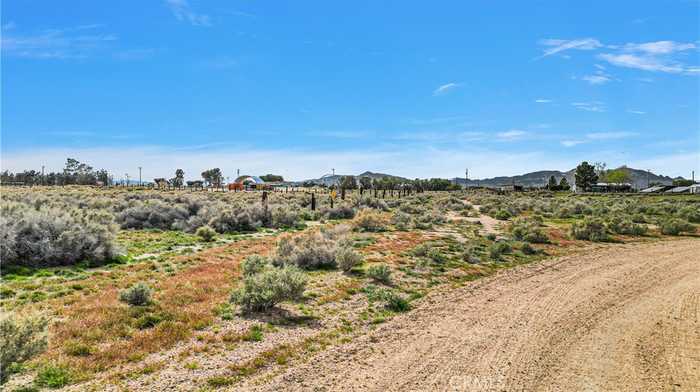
[
  {"left": 598, "top": 53, "right": 687, "bottom": 73},
  {"left": 537, "top": 38, "right": 602, "bottom": 58},
  {"left": 581, "top": 73, "right": 612, "bottom": 85},
  {"left": 627, "top": 110, "right": 646, "bottom": 115},
  {"left": 534, "top": 99, "right": 552, "bottom": 103},
  {"left": 165, "top": 0, "right": 211, "bottom": 26},
  {"left": 621, "top": 41, "right": 696, "bottom": 55},
  {"left": 1, "top": 25, "right": 116, "bottom": 59},
  {"left": 571, "top": 101, "right": 606, "bottom": 112},
  {"left": 561, "top": 140, "right": 585, "bottom": 147},
  {"left": 561, "top": 131, "right": 639, "bottom": 148},
  {"left": 432, "top": 82, "right": 460, "bottom": 96},
  {"left": 585, "top": 131, "right": 638, "bottom": 140},
  {"left": 392, "top": 131, "right": 484, "bottom": 142},
  {"left": 598, "top": 40, "right": 697, "bottom": 74},
  {"left": 539, "top": 38, "right": 698, "bottom": 75},
  {"left": 496, "top": 129, "right": 527, "bottom": 141}
]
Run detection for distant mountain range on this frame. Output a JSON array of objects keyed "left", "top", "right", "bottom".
[
  {"left": 455, "top": 166, "right": 681, "bottom": 189},
  {"left": 299, "top": 167, "right": 684, "bottom": 189},
  {"left": 301, "top": 171, "right": 407, "bottom": 186}
]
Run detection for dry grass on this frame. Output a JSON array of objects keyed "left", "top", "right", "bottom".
[{"left": 38, "top": 237, "right": 275, "bottom": 376}]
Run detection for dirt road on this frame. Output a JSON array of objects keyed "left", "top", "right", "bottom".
[{"left": 243, "top": 239, "right": 700, "bottom": 391}]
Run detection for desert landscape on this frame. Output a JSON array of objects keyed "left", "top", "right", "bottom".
[
  {"left": 2, "top": 1, "right": 699, "bottom": 390},
  {"left": 1, "top": 181, "right": 698, "bottom": 391}
]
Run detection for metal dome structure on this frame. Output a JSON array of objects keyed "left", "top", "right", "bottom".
[{"left": 234, "top": 175, "right": 265, "bottom": 185}]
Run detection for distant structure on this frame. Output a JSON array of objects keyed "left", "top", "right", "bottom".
[{"left": 229, "top": 175, "right": 267, "bottom": 191}]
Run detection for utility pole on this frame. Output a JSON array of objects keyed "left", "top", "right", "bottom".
[
  {"left": 125, "top": 173, "right": 130, "bottom": 187},
  {"left": 332, "top": 168, "right": 335, "bottom": 176},
  {"left": 41, "top": 165, "right": 45, "bottom": 186},
  {"left": 138, "top": 166, "right": 142, "bottom": 186},
  {"left": 647, "top": 169, "right": 650, "bottom": 188},
  {"left": 465, "top": 168, "right": 468, "bottom": 188}
]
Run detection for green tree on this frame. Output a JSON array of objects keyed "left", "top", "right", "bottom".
[
  {"left": 673, "top": 178, "right": 694, "bottom": 186},
  {"left": 575, "top": 161, "right": 598, "bottom": 192},
  {"left": 201, "top": 168, "right": 223, "bottom": 187},
  {"left": 172, "top": 169, "right": 185, "bottom": 187},
  {"left": 260, "top": 174, "right": 284, "bottom": 182},
  {"left": 605, "top": 169, "right": 631, "bottom": 184},
  {"left": 359, "top": 176, "right": 373, "bottom": 189},
  {"left": 547, "top": 175, "right": 558, "bottom": 190},
  {"left": 559, "top": 177, "right": 571, "bottom": 190},
  {"left": 339, "top": 175, "right": 357, "bottom": 190}
]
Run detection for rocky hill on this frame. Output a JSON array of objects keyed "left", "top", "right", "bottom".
[{"left": 454, "top": 166, "right": 680, "bottom": 189}]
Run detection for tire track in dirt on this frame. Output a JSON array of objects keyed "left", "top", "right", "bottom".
[{"left": 239, "top": 238, "right": 700, "bottom": 392}]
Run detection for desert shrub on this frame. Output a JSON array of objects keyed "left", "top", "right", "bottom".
[
  {"left": 0, "top": 203, "right": 122, "bottom": 268},
  {"left": 411, "top": 243, "right": 430, "bottom": 257},
  {"left": 510, "top": 218, "right": 549, "bottom": 243},
  {"left": 64, "top": 341, "right": 93, "bottom": 357},
  {"left": 461, "top": 245, "right": 481, "bottom": 264},
  {"left": 352, "top": 209, "right": 388, "bottom": 232},
  {"left": 381, "top": 290, "right": 410, "bottom": 312},
  {"left": 437, "top": 196, "right": 467, "bottom": 211},
  {"left": 271, "top": 205, "right": 301, "bottom": 228},
  {"left": 34, "top": 364, "right": 72, "bottom": 388},
  {"left": 205, "top": 205, "right": 267, "bottom": 233},
  {"left": 363, "top": 285, "right": 409, "bottom": 311},
  {"left": 230, "top": 266, "right": 307, "bottom": 312},
  {"left": 272, "top": 232, "right": 339, "bottom": 269},
  {"left": 606, "top": 217, "right": 647, "bottom": 236},
  {"left": 355, "top": 195, "right": 389, "bottom": 211},
  {"left": 520, "top": 242, "right": 537, "bottom": 255},
  {"left": 489, "top": 241, "right": 512, "bottom": 260},
  {"left": 0, "top": 314, "right": 48, "bottom": 384},
  {"left": 117, "top": 199, "right": 190, "bottom": 230},
  {"left": 134, "top": 313, "right": 164, "bottom": 330},
  {"left": 413, "top": 210, "right": 446, "bottom": 230},
  {"left": 195, "top": 225, "right": 217, "bottom": 242},
  {"left": 323, "top": 206, "right": 356, "bottom": 220},
  {"left": 241, "top": 255, "right": 269, "bottom": 277},
  {"left": 426, "top": 248, "right": 447, "bottom": 263},
  {"left": 631, "top": 213, "right": 647, "bottom": 223},
  {"left": 659, "top": 218, "right": 696, "bottom": 235},
  {"left": 119, "top": 282, "right": 153, "bottom": 306},
  {"left": 336, "top": 247, "right": 363, "bottom": 272},
  {"left": 570, "top": 218, "right": 609, "bottom": 241},
  {"left": 485, "top": 233, "right": 497, "bottom": 241},
  {"left": 367, "top": 264, "right": 392, "bottom": 284},
  {"left": 391, "top": 211, "right": 412, "bottom": 231},
  {"left": 494, "top": 209, "right": 512, "bottom": 220},
  {"left": 678, "top": 206, "right": 700, "bottom": 223}
]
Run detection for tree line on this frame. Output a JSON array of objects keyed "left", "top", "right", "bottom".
[
  {"left": 1, "top": 158, "right": 111, "bottom": 186},
  {"left": 331, "top": 175, "right": 461, "bottom": 192}
]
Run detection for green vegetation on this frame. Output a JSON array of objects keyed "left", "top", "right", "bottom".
[
  {"left": 231, "top": 266, "right": 307, "bottom": 312},
  {"left": 119, "top": 282, "right": 153, "bottom": 306},
  {"left": 0, "top": 185, "right": 696, "bottom": 389},
  {"left": 0, "top": 314, "right": 48, "bottom": 384}
]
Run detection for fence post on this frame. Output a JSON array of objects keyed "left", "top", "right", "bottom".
[{"left": 311, "top": 192, "right": 316, "bottom": 211}]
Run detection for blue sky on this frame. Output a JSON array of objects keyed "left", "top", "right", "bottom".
[{"left": 2, "top": 0, "right": 699, "bottom": 181}]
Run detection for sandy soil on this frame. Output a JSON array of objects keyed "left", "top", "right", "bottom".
[
  {"left": 460, "top": 204, "right": 502, "bottom": 235},
  {"left": 240, "top": 238, "right": 700, "bottom": 391}
]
